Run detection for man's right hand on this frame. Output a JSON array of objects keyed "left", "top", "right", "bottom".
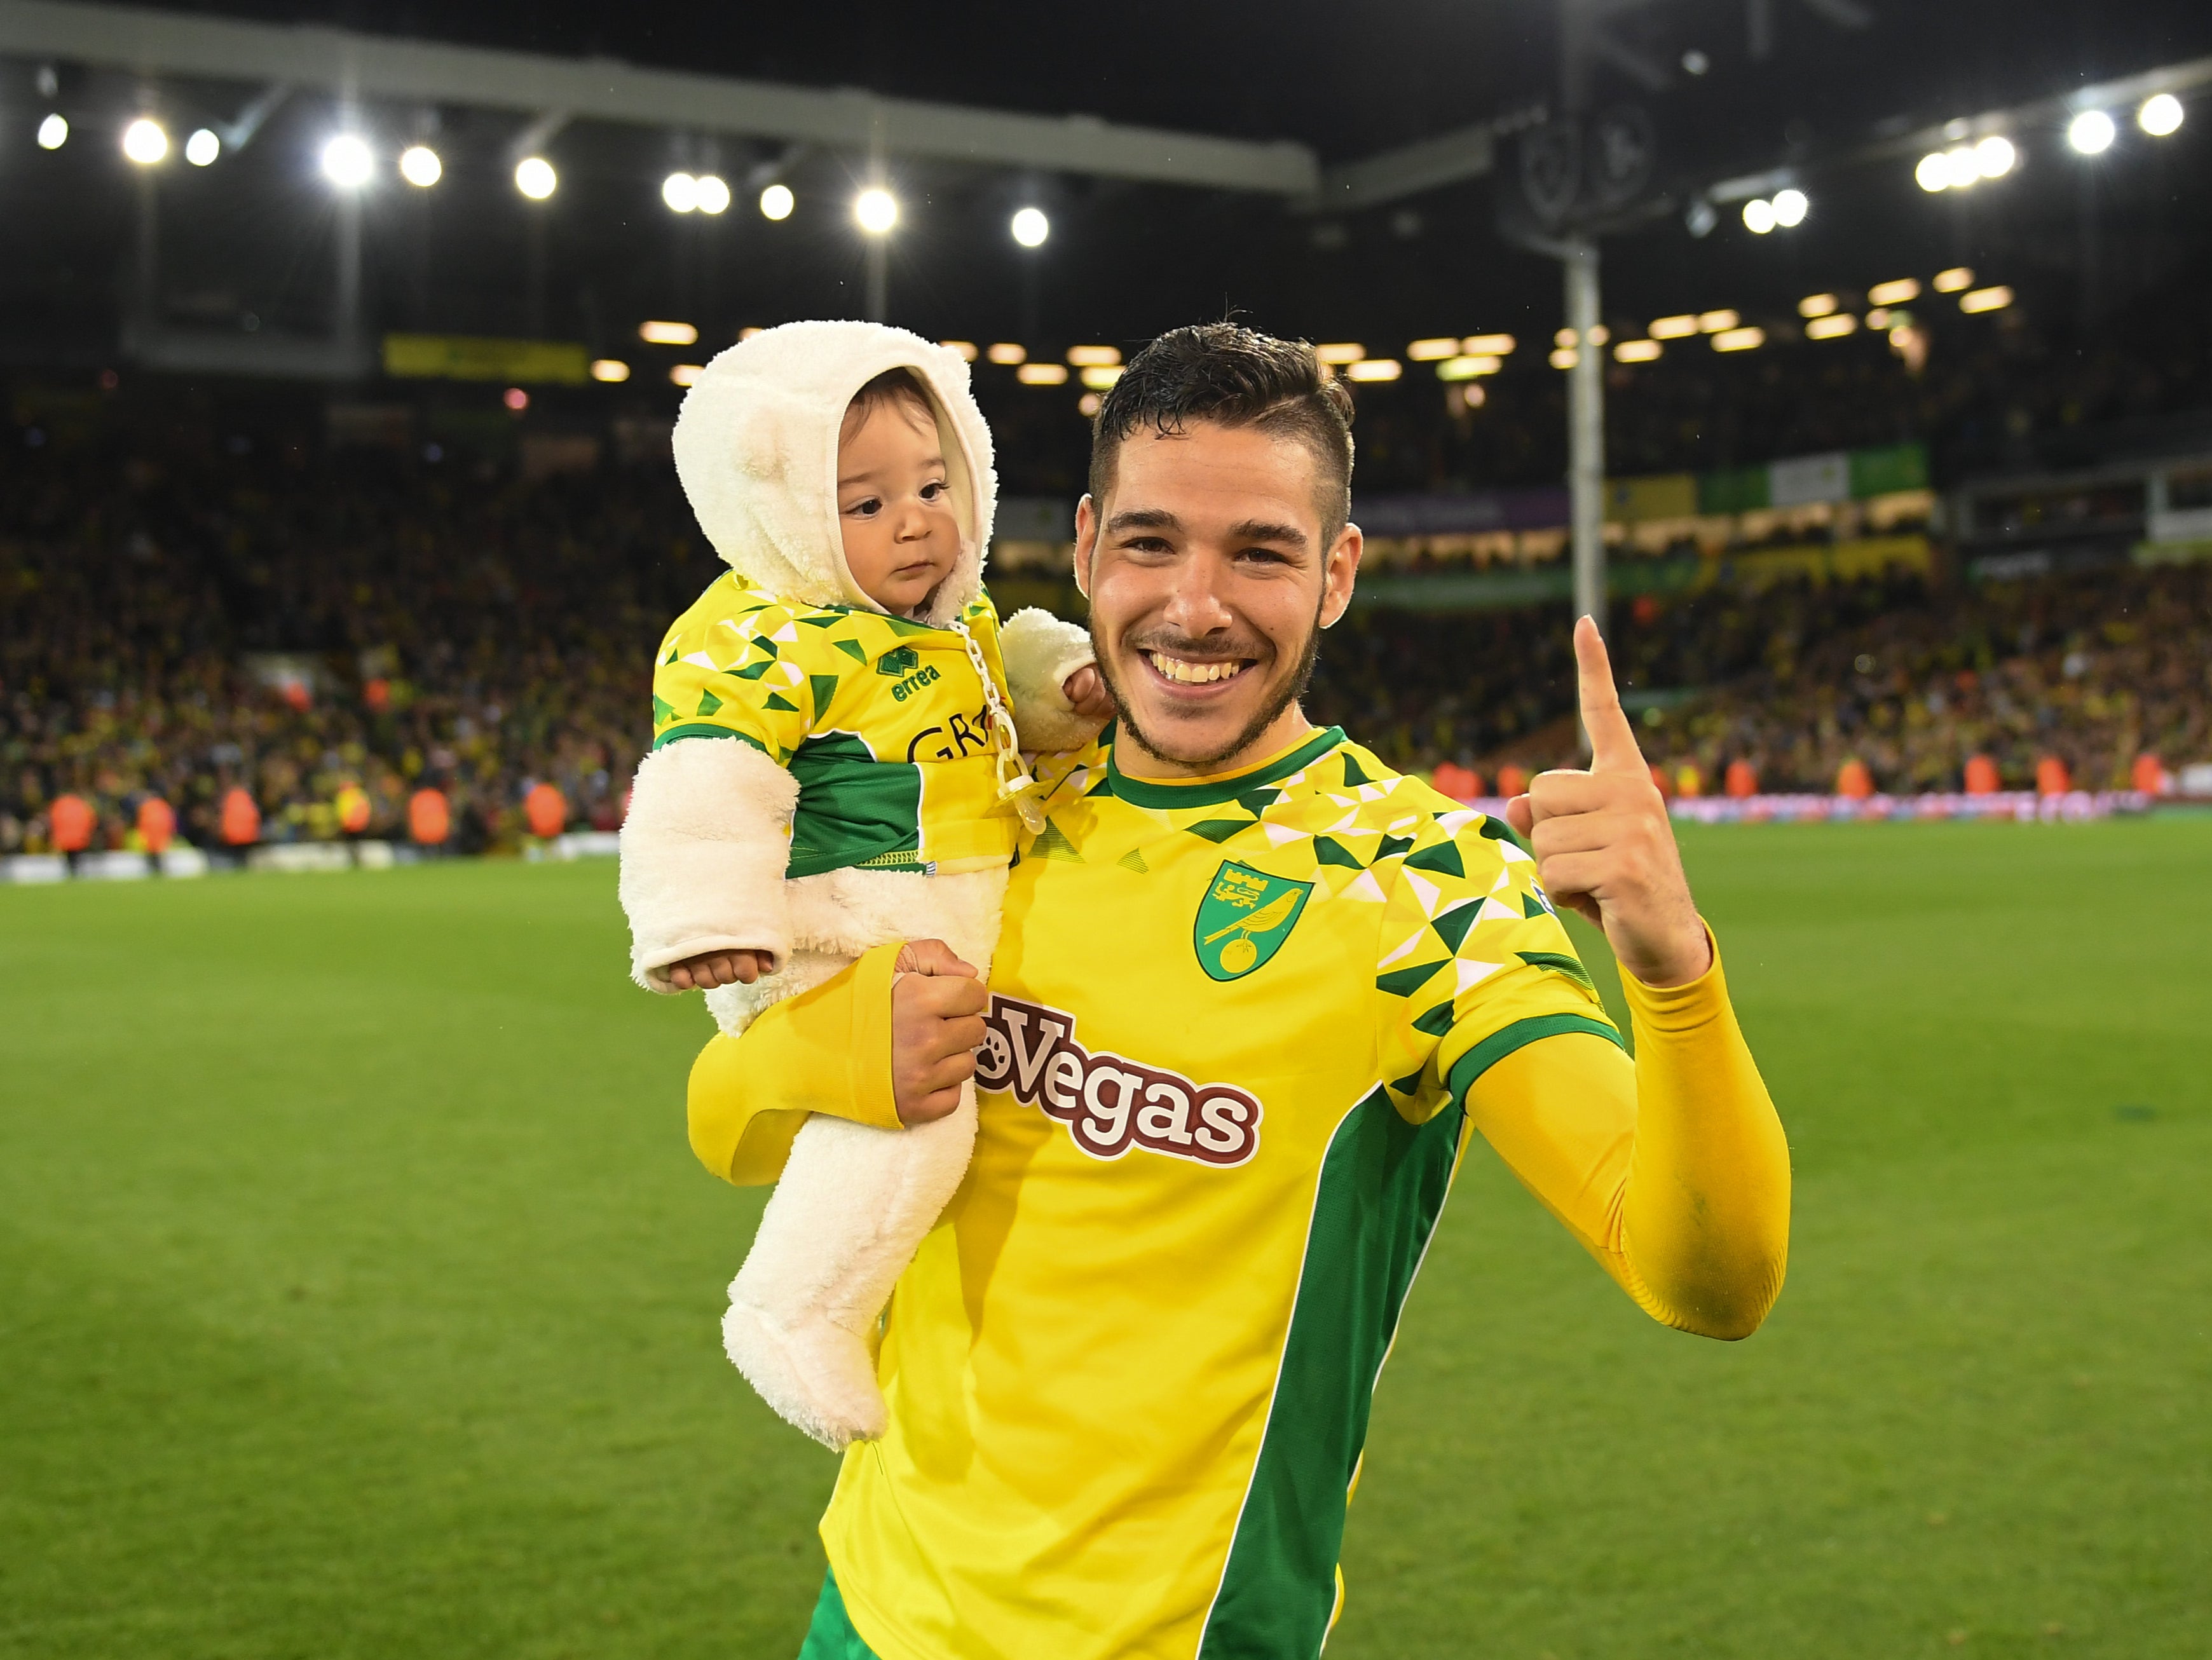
[{"left": 892, "top": 939, "right": 988, "bottom": 1125}]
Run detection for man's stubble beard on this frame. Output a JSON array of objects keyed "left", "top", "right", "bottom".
[{"left": 1091, "top": 594, "right": 1326, "bottom": 773}]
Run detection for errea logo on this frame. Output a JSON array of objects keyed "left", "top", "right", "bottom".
[{"left": 975, "top": 995, "right": 1263, "bottom": 1167}]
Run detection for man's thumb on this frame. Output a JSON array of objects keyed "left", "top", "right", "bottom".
[{"left": 895, "top": 937, "right": 978, "bottom": 978}]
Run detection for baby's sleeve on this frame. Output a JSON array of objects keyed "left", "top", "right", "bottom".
[
  {"left": 998, "top": 605, "right": 1101, "bottom": 754},
  {"left": 650, "top": 597, "right": 817, "bottom": 763},
  {"left": 620, "top": 594, "right": 819, "bottom": 991}
]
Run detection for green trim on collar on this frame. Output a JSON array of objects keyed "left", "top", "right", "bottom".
[{"left": 1105, "top": 726, "right": 1346, "bottom": 810}]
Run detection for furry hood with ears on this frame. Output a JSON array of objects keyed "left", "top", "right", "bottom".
[{"left": 671, "top": 320, "right": 997, "bottom": 627}]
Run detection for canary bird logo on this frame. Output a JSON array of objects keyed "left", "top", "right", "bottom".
[{"left": 1193, "top": 861, "right": 1314, "bottom": 982}]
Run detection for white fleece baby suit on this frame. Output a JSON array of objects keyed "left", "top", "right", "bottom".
[{"left": 618, "top": 320, "right": 1096, "bottom": 1447}]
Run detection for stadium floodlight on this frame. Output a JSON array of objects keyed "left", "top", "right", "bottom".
[
  {"left": 1016, "top": 362, "right": 1068, "bottom": 385},
  {"left": 1067, "top": 345, "right": 1122, "bottom": 367},
  {"left": 1461, "top": 333, "right": 1517, "bottom": 355},
  {"left": 987, "top": 342, "right": 1027, "bottom": 365},
  {"left": 1712, "top": 326, "right": 1766, "bottom": 353},
  {"left": 321, "top": 135, "right": 373, "bottom": 190},
  {"left": 1932, "top": 266, "right": 1975, "bottom": 293},
  {"left": 1915, "top": 152, "right": 1951, "bottom": 192},
  {"left": 1805, "top": 313, "right": 1858, "bottom": 339},
  {"left": 515, "top": 156, "right": 557, "bottom": 200},
  {"left": 1772, "top": 189, "right": 1808, "bottom": 228},
  {"left": 1080, "top": 365, "right": 1124, "bottom": 390},
  {"left": 695, "top": 175, "right": 730, "bottom": 214},
  {"left": 854, "top": 187, "right": 898, "bottom": 235},
  {"left": 1435, "top": 354, "right": 1502, "bottom": 381},
  {"left": 1315, "top": 343, "right": 1366, "bottom": 364},
  {"left": 589, "top": 359, "right": 631, "bottom": 383},
  {"left": 1742, "top": 197, "right": 1777, "bottom": 233},
  {"left": 1613, "top": 339, "right": 1663, "bottom": 363},
  {"left": 1079, "top": 392, "right": 1103, "bottom": 417},
  {"left": 669, "top": 364, "right": 704, "bottom": 386},
  {"left": 662, "top": 172, "right": 699, "bottom": 212},
  {"left": 1960, "top": 285, "right": 2014, "bottom": 314},
  {"left": 1554, "top": 327, "right": 1579, "bottom": 348},
  {"left": 1698, "top": 310, "right": 1740, "bottom": 332},
  {"left": 1868, "top": 278, "right": 1920, "bottom": 306},
  {"left": 2068, "top": 109, "right": 2116, "bottom": 155},
  {"left": 1011, "top": 206, "right": 1050, "bottom": 248},
  {"left": 184, "top": 128, "right": 219, "bottom": 167},
  {"left": 1548, "top": 347, "right": 1578, "bottom": 369},
  {"left": 37, "top": 112, "right": 67, "bottom": 150},
  {"left": 121, "top": 117, "right": 168, "bottom": 165},
  {"left": 1799, "top": 294, "right": 1839, "bottom": 318},
  {"left": 759, "top": 182, "right": 795, "bottom": 220},
  {"left": 1975, "top": 136, "right": 2016, "bottom": 179},
  {"left": 2139, "top": 93, "right": 2184, "bottom": 137},
  {"left": 399, "top": 145, "right": 442, "bottom": 187},
  {"left": 638, "top": 320, "right": 699, "bottom": 346},
  {"left": 940, "top": 340, "right": 980, "bottom": 361},
  {"left": 1346, "top": 358, "right": 1402, "bottom": 382},
  {"left": 1649, "top": 315, "right": 1698, "bottom": 339},
  {"left": 1407, "top": 337, "right": 1459, "bottom": 361}
]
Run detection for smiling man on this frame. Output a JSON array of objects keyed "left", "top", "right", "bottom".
[{"left": 685, "top": 323, "right": 1792, "bottom": 1660}]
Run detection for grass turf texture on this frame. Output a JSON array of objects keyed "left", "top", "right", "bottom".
[{"left": 1, "top": 822, "right": 2204, "bottom": 1659}]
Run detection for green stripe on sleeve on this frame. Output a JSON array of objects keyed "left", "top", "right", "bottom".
[
  {"left": 1445, "top": 1012, "right": 1625, "bottom": 1108},
  {"left": 649, "top": 725, "right": 770, "bottom": 753}
]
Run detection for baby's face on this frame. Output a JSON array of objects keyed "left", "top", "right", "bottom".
[{"left": 836, "top": 398, "right": 960, "bottom": 618}]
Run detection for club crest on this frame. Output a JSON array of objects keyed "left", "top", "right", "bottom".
[{"left": 1194, "top": 861, "right": 1313, "bottom": 982}]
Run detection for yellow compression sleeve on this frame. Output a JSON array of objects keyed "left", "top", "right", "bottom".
[
  {"left": 1463, "top": 926, "right": 1791, "bottom": 1340},
  {"left": 686, "top": 942, "right": 905, "bottom": 1186}
]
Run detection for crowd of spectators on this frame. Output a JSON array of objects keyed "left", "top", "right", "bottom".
[
  {"left": 1613, "top": 563, "right": 2212, "bottom": 797},
  {"left": 5, "top": 405, "right": 2208, "bottom": 861},
  {"left": 1352, "top": 563, "right": 2211, "bottom": 796},
  {"left": 1, "top": 440, "right": 714, "bottom": 857}
]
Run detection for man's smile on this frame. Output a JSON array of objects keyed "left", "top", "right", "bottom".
[{"left": 1140, "top": 649, "right": 1255, "bottom": 688}]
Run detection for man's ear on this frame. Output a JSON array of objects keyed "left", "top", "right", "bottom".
[
  {"left": 1072, "top": 494, "right": 1098, "bottom": 599},
  {"left": 1318, "top": 522, "right": 1363, "bottom": 630}
]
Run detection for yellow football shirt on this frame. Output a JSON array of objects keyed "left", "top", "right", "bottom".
[
  {"left": 650, "top": 571, "right": 1020, "bottom": 876},
  {"left": 811, "top": 723, "right": 1621, "bottom": 1659}
]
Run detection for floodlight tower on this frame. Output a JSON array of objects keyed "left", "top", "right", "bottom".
[{"left": 1559, "top": 0, "right": 1608, "bottom": 653}]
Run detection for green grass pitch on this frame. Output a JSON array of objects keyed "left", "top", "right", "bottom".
[{"left": 2, "top": 820, "right": 2206, "bottom": 1659}]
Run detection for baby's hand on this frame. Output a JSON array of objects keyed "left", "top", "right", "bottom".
[
  {"left": 667, "top": 949, "right": 769, "bottom": 991},
  {"left": 1062, "top": 664, "right": 1112, "bottom": 722}
]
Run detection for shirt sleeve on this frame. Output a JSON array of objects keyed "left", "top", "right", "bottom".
[
  {"left": 686, "top": 942, "right": 905, "bottom": 1185},
  {"left": 651, "top": 588, "right": 821, "bottom": 761},
  {"left": 1374, "top": 815, "right": 1621, "bottom": 1127},
  {"left": 1461, "top": 927, "right": 1791, "bottom": 1340}
]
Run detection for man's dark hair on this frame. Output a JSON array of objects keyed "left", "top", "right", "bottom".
[{"left": 1088, "top": 324, "right": 1356, "bottom": 538}]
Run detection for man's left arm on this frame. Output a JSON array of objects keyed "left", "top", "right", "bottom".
[
  {"left": 1469, "top": 615, "right": 1793, "bottom": 1338},
  {"left": 1458, "top": 932, "right": 1790, "bottom": 1339}
]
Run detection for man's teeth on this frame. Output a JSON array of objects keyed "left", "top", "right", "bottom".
[{"left": 1146, "top": 652, "right": 1247, "bottom": 684}]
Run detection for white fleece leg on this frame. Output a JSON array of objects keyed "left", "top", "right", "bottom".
[
  {"left": 618, "top": 737, "right": 797, "bottom": 991},
  {"left": 1000, "top": 606, "right": 1104, "bottom": 754},
  {"left": 721, "top": 1081, "right": 979, "bottom": 1450}
]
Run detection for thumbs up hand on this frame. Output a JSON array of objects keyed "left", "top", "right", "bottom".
[{"left": 1504, "top": 616, "right": 1712, "bottom": 988}]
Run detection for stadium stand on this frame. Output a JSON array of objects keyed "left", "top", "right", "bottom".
[{"left": 7, "top": 290, "right": 2212, "bottom": 861}]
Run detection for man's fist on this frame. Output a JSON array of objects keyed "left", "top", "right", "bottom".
[
  {"left": 1503, "top": 616, "right": 1711, "bottom": 988},
  {"left": 892, "top": 939, "right": 989, "bottom": 1126},
  {"left": 1063, "top": 663, "right": 1114, "bottom": 723},
  {"left": 667, "top": 948, "right": 770, "bottom": 990}
]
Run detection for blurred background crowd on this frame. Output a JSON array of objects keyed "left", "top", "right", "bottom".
[{"left": 4, "top": 355, "right": 2208, "bottom": 858}]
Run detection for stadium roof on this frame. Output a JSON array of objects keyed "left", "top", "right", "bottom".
[{"left": 4, "top": 0, "right": 2212, "bottom": 381}]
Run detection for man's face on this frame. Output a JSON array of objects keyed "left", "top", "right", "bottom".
[{"left": 1075, "top": 422, "right": 1361, "bottom": 773}]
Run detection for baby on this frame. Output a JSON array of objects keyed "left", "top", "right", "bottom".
[{"left": 618, "top": 321, "right": 1105, "bottom": 1448}]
